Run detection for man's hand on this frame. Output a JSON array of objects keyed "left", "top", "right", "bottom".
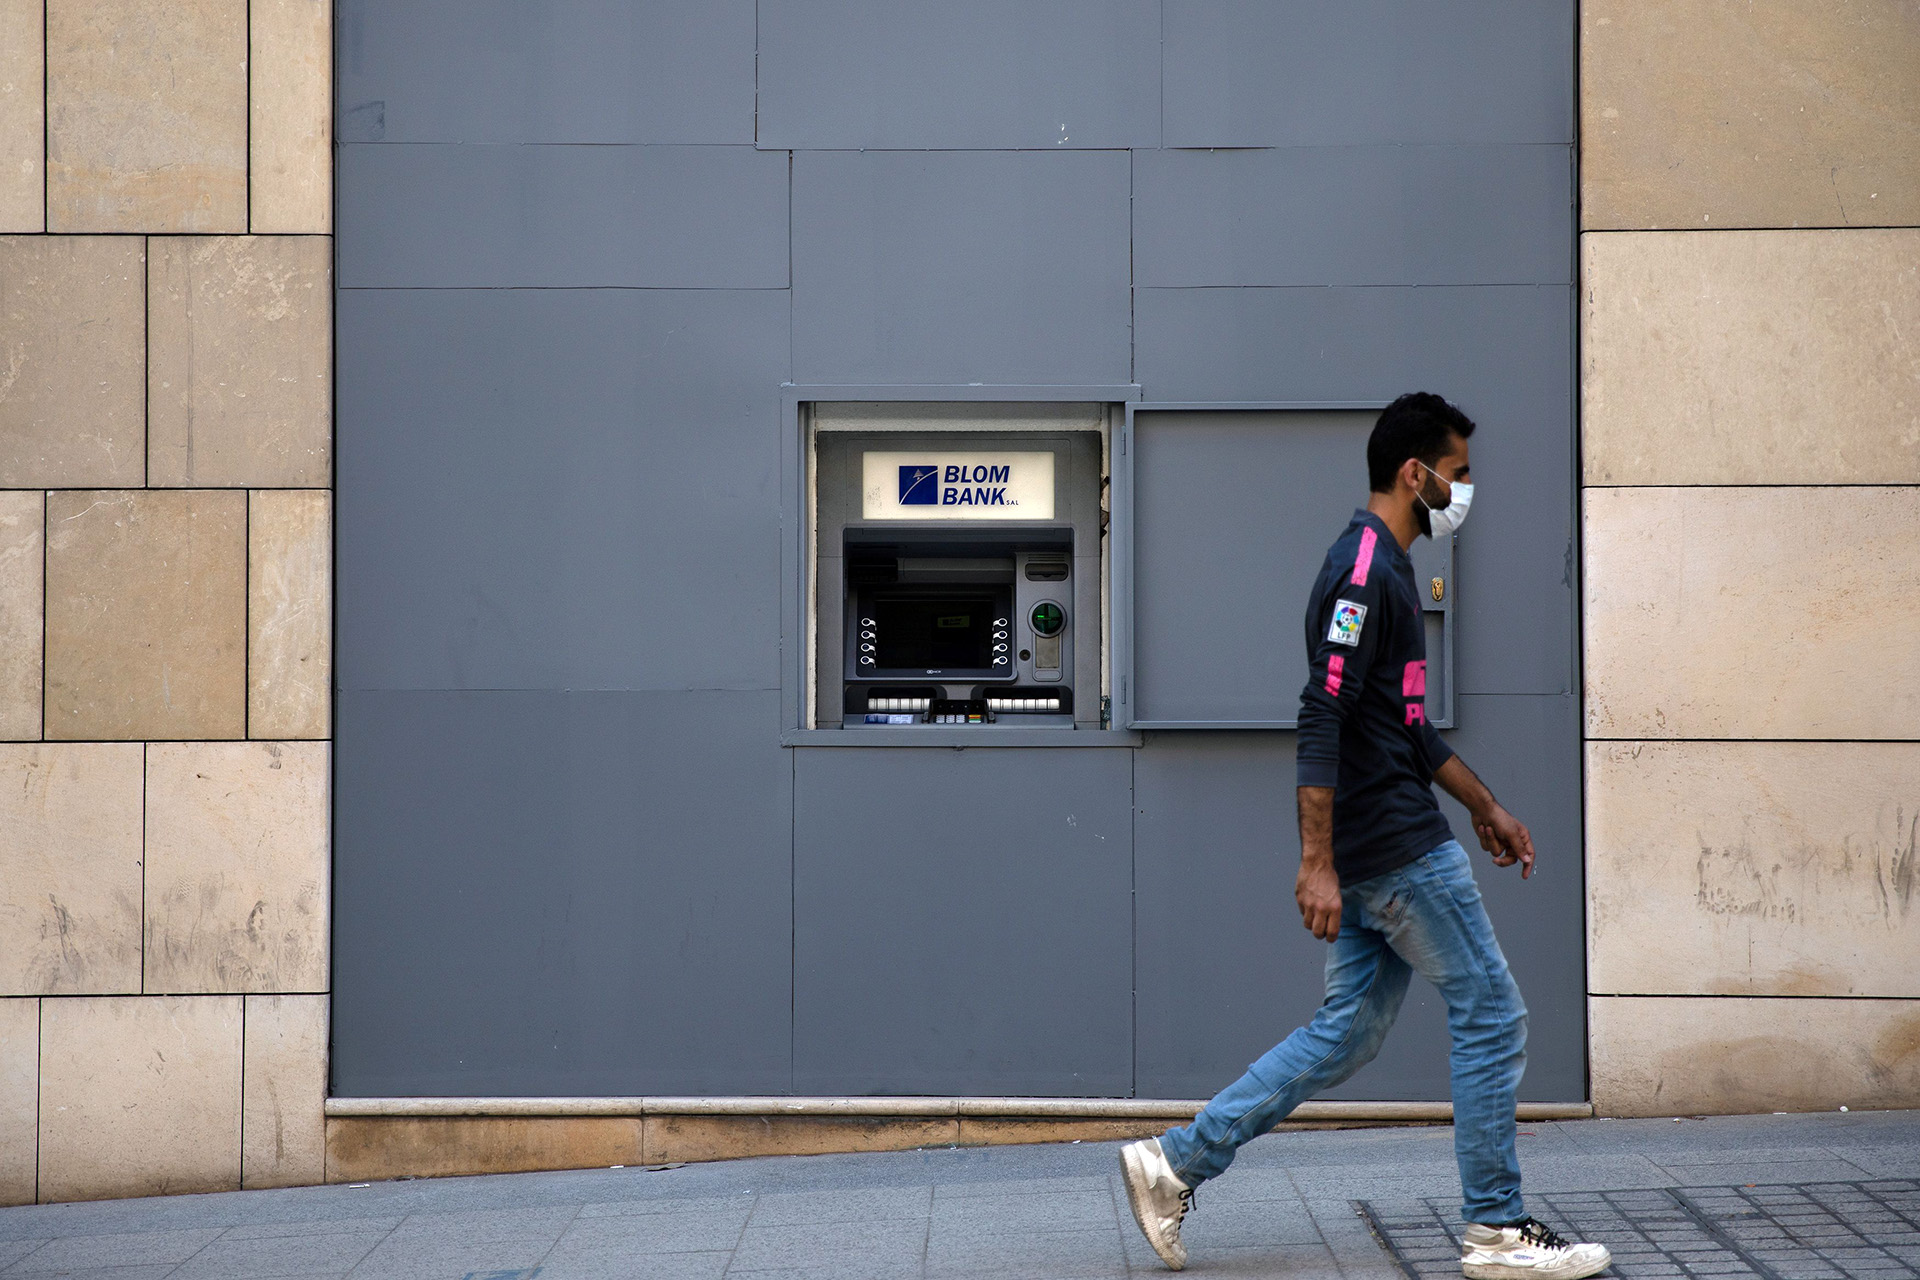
[
  {"left": 1295, "top": 785, "right": 1343, "bottom": 940},
  {"left": 1434, "top": 755, "right": 1537, "bottom": 879},
  {"left": 1472, "top": 803, "right": 1535, "bottom": 879},
  {"left": 1295, "top": 854, "right": 1343, "bottom": 941}
]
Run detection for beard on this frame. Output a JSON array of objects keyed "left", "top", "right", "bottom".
[{"left": 1412, "top": 472, "right": 1447, "bottom": 538}]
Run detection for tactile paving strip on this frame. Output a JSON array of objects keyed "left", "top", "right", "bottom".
[{"left": 1358, "top": 1180, "right": 1920, "bottom": 1279}]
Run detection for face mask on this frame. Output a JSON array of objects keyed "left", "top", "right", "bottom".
[{"left": 1416, "top": 462, "right": 1473, "bottom": 537}]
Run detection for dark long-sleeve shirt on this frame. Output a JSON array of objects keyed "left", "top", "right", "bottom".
[{"left": 1296, "top": 510, "right": 1456, "bottom": 885}]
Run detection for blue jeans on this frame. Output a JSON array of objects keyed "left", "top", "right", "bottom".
[{"left": 1158, "top": 840, "right": 1529, "bottom": 1225}]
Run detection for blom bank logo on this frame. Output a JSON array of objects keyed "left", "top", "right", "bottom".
[
  {"left": 863, "top": 451, "right": 1054, "bottom": 520},
  {"left": 899, "top": 462, "right": 1016, "bottom": 508}
]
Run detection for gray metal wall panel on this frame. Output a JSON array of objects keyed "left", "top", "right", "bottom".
[
  {"left": 1134, "top": 146, "right": 1572, "bottom": 288},
  {"left": 330, "top": 689, "right": 793, "bottom": 1097},
  {"left": 334, "top": 1, "right": 1585, "bottom": 1104},
  {"left": 1133, "top": 693, "right": 1583, "bottom": 1103},
  {"left": 1162, "top": 0, "right": 1574, "bottom": 147},
  {"left": 335, "top": 288, "right": 788, "bottom": 693},
  {"left": 1131, "top": 411, "right": 1379, "bottom": 725},
  {"left": 757, "top": 0, "right": 1160, "bottom": 150},
  {"left": 1134, "top": 285, "right": 1575, "bottom": 696},
  {"left": 792, "top": 748, "right": 1134, "bottom": 1096},
  {"left": 791, "top": 150, "right": 1133, "bottom": 385},
  {"left": 336, "top": 144, "right": 789, "bottom": 289},
  {"left": 336, "top": 0, "right": 756, "bottom": 144}
]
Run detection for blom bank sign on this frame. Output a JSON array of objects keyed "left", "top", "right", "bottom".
[{"left": 860, "top": 451, "right": 1056, "bottom": 520}]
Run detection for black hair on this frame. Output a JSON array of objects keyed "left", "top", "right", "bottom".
[{"left": 1366, "top": 392, "right": 1476, "bottom": 493}]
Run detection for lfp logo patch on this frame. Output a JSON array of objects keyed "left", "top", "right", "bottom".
[
  {"left": 898, "top": 465, "right": 939, "bottom": 505},
  {"left": 1327, "top": 598, "right": 1367, "bottom": 647}
]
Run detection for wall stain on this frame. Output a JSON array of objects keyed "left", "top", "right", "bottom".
[{"left": 1696, "top": 806, "right": 1918, "bottom": 928}]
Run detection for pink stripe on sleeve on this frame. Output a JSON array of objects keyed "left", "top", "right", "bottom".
[
  {"left": 1351, "top": 526, "right": 1378, "bottom": 586},
  {"left": 1325, "top": 654, "right": 1345, "bottom": 697}
]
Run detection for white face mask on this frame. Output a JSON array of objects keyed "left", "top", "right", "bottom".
[{"left": 1417, "top": 462, "right": 1473, "bottom": 537}]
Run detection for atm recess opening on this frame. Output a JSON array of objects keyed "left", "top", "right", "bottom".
[{"left": 808, "top": 412, "right": 1105, "bottom": 731}]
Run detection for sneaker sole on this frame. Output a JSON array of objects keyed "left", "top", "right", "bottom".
[
  {"left": 1461, "top": 1250, "right": 1612, "bottom": 1280},
  {"left": 1118, "top": 1144, "right": 1186, "bottom": 1272}
]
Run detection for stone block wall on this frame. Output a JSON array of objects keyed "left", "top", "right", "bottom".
[
  {"left": 0, "top": 0, "right": 332, "bottom": 1203},
  {"left": 1579, "top": 0, "right": 1920, "bottom": 1116}
]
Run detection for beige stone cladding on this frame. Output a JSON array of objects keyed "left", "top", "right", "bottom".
[
  {"left": 37, "top": 995, "right": 244, "bottom": 1201},
  {"left": 0, "top": 492, "right": 43, "bottom": 737},
  {"left": 1590, "top": 997, "right": 1920, "bottom": 1117},
  {"left": 0, "top": 0, "right": 45, "bottom": 232},
  {"left": 1586, "top": 741, "right": 1920, "bottom": 999},
  {"left": 249, "top": 0, "right": 332, "bottom": 234},
  {"left": 1582, "top": 0, "right": 1920, "bottom": 230},
  {"left": 5, "top": 0, "right": 335, "bottom": 1202},
  {"left": 242, "top": 994, "right": 328, "bottom": 1188},
  {"left": 1581, "top": 230, "right": 1920, "bottom": 487},
  {"left": 1582, "top": 0, "right": 1920, "bottom": 1117},
  {"left": 0, "top": 236, "right": 146, "bottom": 488},
  {"left": 46, "top": 0, "right": 249, "bottom": 233},
  {"left": 44, "top": 489, "right": 249, "bottom": 741},
  {"left": 148, "top": 236, "right": 333, "bottom": 488},
  {"left": 0, "top": 743, "right": 145, "bottom": 996},
  {"left": 0, "top": 998, "right": 37, "bottom": 1206},
  {"left": 249, "top": 491, "right": 333, "bottom": 740},
  {"left": 144, "top": 742, "right": 329, "bottom": 995},
  {"left": 1583, "top": 485, "right": 1920, "bottom": 741}
]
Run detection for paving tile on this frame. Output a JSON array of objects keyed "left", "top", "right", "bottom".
[
  {"left": 6, "top": 1228, "right": 224, "bottom": 1270},
  {"left": 341, "top": 1238, "right": 553, "bottom": 1280},
  {"left": 729, "top": 1219, "right": 927, "bottom": 1274},
  {"left": 535, "top": 1242, "right": 729, "bottom": 1280},
  {"left": 724, "top": 1267, "right": 919, "bottom": 1280},
  {"left": 576, "top": 1194, "right": 753, "bottom": 1221},
  {"left": 927, "top": 1188, "right": 1114, "bottom": 1235},
  {"left": 215, "top": 1217, "right": 401, "bottom": 1240},
  {"left": 0, "top": 1268, "right": 179, "bottom": 1280},
  {"left": 380, "top": 1206, "right": 578, "bottom": 1246},
  {"left": 551, "top": 1209, "right": 746, "bottom": 1254},
  {"left": 931, "top": 1174, "right": 1111, "bottom": 1199},
  {"left": 1177, "top": 1200, "right": 1325, "bottom": 1248},
  {"left": 0, "top": 1239, "right": 46, "bottom": 1268},
  {"left": 749, "top": 1187, "right": 930, "bottom": 1227},
  {"left": 167, "top": 1229, "right": 386, "bottom": 1278},
  {"left": 925, "top": 1227, "right": 1128, "bottom": 1278}
]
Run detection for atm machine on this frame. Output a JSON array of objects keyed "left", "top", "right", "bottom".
[{"left": 812, "top": 422, "right": 1105, "bottom": 730}]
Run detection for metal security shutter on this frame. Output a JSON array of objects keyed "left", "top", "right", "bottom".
[{"left": 1116, "top": 406, "right": 1454, "bottom": 729}]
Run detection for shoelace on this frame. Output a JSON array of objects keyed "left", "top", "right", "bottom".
[
  {"left": 1176, "top": 1187, "right": 1197, "bottom": 1223},
  {"left": 1516, "top": 1218, "right": 1570, "bottom": 1251}
]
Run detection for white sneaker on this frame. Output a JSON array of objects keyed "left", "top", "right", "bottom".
[
  {"left": 1119, "top": 1137, "right": 1193, "bottom": 1271},
  {"left": 1460, "top": 1218, "right": 1612, "bottom": 1279}
]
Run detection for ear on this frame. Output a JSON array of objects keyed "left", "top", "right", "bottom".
[{"left": 1398, "top": 456, "right": 1425, "bottom": 494}]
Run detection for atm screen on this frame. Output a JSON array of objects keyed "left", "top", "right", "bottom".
[{"left": 866, "top": 589, "right": 1007, "bottom": 672}]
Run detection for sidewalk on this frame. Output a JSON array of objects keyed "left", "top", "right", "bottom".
[{"left": 0, "top": 1110, "right": 1914, "bottom": 1279}]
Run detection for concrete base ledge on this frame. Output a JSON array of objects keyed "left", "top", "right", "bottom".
[
  {"left": 325, "top": 1096, "right": 1594, "bottom": 1121},
  {"left": 319, "top": 1099, "right": 1594, "bottom": 1183}
]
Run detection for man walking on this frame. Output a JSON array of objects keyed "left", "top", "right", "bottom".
[{"left": 1119, "top": 394, "right": 1611, "bottom": 1280}]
